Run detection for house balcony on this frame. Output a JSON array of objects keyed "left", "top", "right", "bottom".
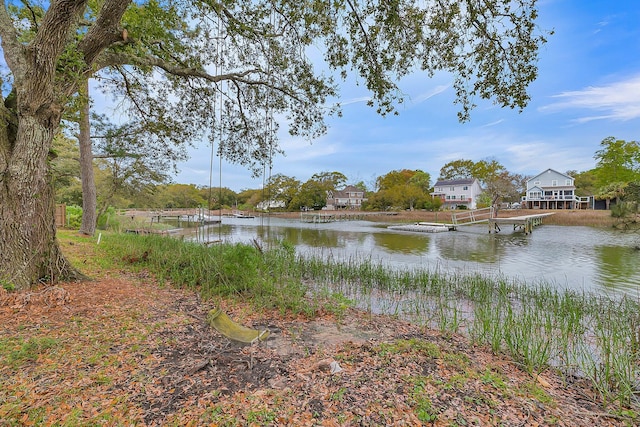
[
  {"left": 521, "top": 195, "right": 591, "bottom": 209},
  {"left": 442, "top": 198, "right": 472, "bottom": 203},
  {"left": 521, "top": 195, "right": 590, "bottom": 203}
]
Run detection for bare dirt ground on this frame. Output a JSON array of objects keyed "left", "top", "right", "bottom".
[{"left": 1, "top": 265, "right": 635, "bottom": 426}]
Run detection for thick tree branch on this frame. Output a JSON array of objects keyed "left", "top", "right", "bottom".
[
  {"left": 99, "top": 51, "right": 314, "bottom": 108},
  {"left": 94, "top": 51, "right": 260, "bottom": 83},
  {"left": 33, "top": 0, "right": 86, "bottom": 69},
  {"left": 78, "top": 0, "right": 131, "bottom": 65},
  {"left": 0, "top": 1, "right": 28, "bottom": 78}
]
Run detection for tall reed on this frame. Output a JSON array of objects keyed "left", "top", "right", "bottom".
[
  {"left": 98, "top": 233, "right": 316, "bottom": 315},
  {"left": 296, "top": 252, "right": 639, "bottom": 409}
]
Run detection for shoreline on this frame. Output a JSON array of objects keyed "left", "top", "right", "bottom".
[
  {"left": 255, "top": 208, "right": 616, "bottom": 228},
  {"left": 0, "top": 230, "right": 637, "bottom": 425}
]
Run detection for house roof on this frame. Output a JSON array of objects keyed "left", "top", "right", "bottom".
[
  {"left": 527, "top": 168, "right": 574, "bottom": 183},
  {"left": 330, "top": 185, "right": 365, "bottom": 198},
  {"left": 434, "top": 178, "right": 478, "bottom": 186}
]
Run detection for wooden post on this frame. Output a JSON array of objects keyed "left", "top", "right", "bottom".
[{"left": 54, "top": 204, "right": 66, "bottom": 227}]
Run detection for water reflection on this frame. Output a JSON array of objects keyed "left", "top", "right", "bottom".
[
  {"left": 436, "top": 231, "right": 504, "bottom": 263},
  {"left": 594, "top": 245, "right": 640, "bottom": 294},
  {"left": 373, "top": 232, "right": 430, "bottom": 254},
  {"left": 180, "top": 217, "right": 640, "bottom": 296}
]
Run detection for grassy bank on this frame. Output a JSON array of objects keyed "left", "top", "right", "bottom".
[
  {"left": 63, "top": 231, "right": 639, "bottom": 412},
  {"left": 301, "top": 255, "right": 640, "bottom": 409},
  {"left": 1, "top": 230, "right": 637, "bottom": 425},
  {"left": 66, "top": 231, "right": 347, "bottom": 318}
]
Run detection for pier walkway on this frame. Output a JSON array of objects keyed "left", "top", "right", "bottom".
[
  {"left": 488, "top": 213, "right": 554, "bottom": 235},
  {"left": 451, "top": 207, "right": 495, "bottom": 228},
  {"left": 121, "top": 208, "right": 221, "bottom": 226},
  {"left": 451, "top": 207, "right": 554, "bottom": 234},
  {"left": 300, "top": 211, "right": 397, "bottom": 223}
]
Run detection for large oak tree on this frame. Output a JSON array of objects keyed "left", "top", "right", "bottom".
[{"left": 0, "top": 0, "right": 547, "bottom": 289}]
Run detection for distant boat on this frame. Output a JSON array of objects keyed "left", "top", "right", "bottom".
[{"left": 232, "top": 210, "right": 255, "bottom": 219}]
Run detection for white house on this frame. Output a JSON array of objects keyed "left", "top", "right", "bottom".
[
  {"left": 325, "top": 185, "right": 367, "bottom": 210},
  {"left": 431, "top": 178, "right": 483, "bottom": 209},
  {"left": 521, "top": 169, "right": 590, "bottom": 209},
  {"left": 256, "top": 199, "right": 286, "bottom": 210}
]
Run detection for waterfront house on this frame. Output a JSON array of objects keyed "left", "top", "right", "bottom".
[
  {"left": 521, "top": 169, "right": 590, "bottom": 209},
  {"left": 431, "top": 178, "right": 483, "bottom": 209},
  {"left": 256, "top": 199, "right": 286, "bottom": 210},
  {"left": 326, "top": 185, "right": 367, "bottom": 210}
]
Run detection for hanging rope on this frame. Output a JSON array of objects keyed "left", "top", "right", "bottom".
[
  {"left": 206, "top": 9, "right": 225, "bottom": 243},
  {"left": 260, "top": 8, "right": 277, "bottom": 236}
]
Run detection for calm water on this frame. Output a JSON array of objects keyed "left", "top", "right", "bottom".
[{"left": 181, "top": 216, "right": 640, "bottom": 297}]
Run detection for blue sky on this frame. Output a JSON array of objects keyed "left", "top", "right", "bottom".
[{"left": 172, "top": 1, "right": 640, "bottom": 192}]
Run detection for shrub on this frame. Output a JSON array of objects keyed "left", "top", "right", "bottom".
[{"left": 66, "top": 205, "right": 82, "bottom": 229}]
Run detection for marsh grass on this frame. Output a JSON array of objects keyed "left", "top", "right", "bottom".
[
  {"left": 92, "top": 232, "right": 639, "bottom": 409},
  {"left": 541, "top": 210, "right": 614, "bottom": 227},
  {"left": 95, "top": 232, "right": 342, "bottom": 316},
  {"left": 297, "top": 254, "right": 640, "bottom": 409}
]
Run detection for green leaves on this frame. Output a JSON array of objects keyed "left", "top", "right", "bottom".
[
  {"left": 593, "top": 136, "right": 640, "bottom": 188},
  {"left": 5, "top": 0, "right": 548, "bottom": 188},
  {"left": 369, "top": 169, "right": 433, "bottom": 210}
]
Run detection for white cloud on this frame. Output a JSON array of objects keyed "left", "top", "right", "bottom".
[
  {"left": 411, "top": 84, "right": 449, "bottom": 105},
  {"left": 542, "top": 74, "right": 640, "bottom": 122},
  {"left": 279, "top": 139, "right": 340, "bottom": 161},
  {"left": 339, "top": 96, "right": 371, "bottom": 106},
  {"left": 504, "top": 140, "right": 596, "bottom": 175},
  {"left": 480, "top": 119, "right": 505, "bottom": 128}
]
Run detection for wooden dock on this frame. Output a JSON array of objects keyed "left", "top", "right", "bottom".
[
  {"left": 389, "top": 223, "right": 452, "bottom": 233},
  {"left": 451, "top": 207, "right": 495, "bottom": 228},
  {"left": 417, "top": 222, "right": 456, "bottom": 231},
  {"left": 488, "top": 213, "right": 554, "bottom": 234},
  {"left": 300, "top": 213, "right": 337, "bottom": 223},
  {"left": 121, "top": 208, "right": 221, "bottom": 226},
  {"left": 299, "top": 212, "right": 386, "bottom": 223}
]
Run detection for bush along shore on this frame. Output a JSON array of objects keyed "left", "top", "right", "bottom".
[{"left": 1, "top": 230, "right": 638, "bottom": 425}]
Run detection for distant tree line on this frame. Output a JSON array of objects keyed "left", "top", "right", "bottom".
[{"left": 52, "top": 135, "right": 640, "bottom": 218}]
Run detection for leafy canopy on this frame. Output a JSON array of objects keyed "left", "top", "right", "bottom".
[
  {"left": 1, "top": 0, "right": 548, "bottom": 174},
  {"left": 593, "top": 136, "right": 640, "bottom": 188}
]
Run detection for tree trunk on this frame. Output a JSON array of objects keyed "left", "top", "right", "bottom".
[
  {"left": 79, "top": 79, "right": 97, "bottom": 236},
  {"left": 0, "top": 112, "right": 81, "bottom": 290}
]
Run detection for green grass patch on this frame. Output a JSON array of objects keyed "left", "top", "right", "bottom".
[
  {"left": 519, "top": 380, "right": 556, "bottom": 407},
  {"left": 376, "top": 338, "right": 442, "bottom": 359},
  {"left": 1, "top": 336, "right": 59, "bottom": 368},
  {"left": 410, "top": 377, "right": 439, "bottom": 423},
  {"left": 480, "top": 367, "right": 509, "bottom": 392}
]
